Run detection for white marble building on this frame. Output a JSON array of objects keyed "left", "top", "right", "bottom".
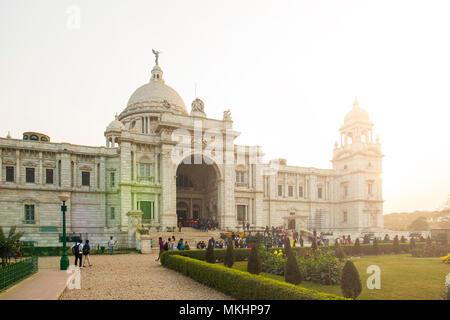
[{"left": 0, "top": 58, "right": 384, "bottom": 247}]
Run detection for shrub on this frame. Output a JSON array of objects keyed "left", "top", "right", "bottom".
[
  {"left": 334, "top": 244, "right": 346, "bottom": 261},
  {"left": 224, "top": 242, "right": 235, "bottom": 268},
  {"left": 341, "top": 260, "right": 362, "bottom": 299},
  {"left": 411, "top": 244, "right": 448, "bottom": 257},
  {"left": 372, "top": 238, "right": 379, "bottom": 255},
  {"left": 205, "top": 241, "right": 215, "bottom": 263},
  {"left": 285, "top": 249, "right": 302, "bottom": 285},
  {"left": 393, "top": 236, "right": 400, "bottom": 254},
  {"left": 311, "top": 238, "right": 317, "bottom": 251},
  {"left": 164, "top": 255, "right": 346, "bottom": 300},
  {"left": 260, "top": 248, "right": 285, "bottom": 275},
  {"left": 297, "top": 252, "right": 342, "bottom": 285},
  {"left": 247, "top": 245, "right": 262, "bottom": 275},
  {"left": 353, "top": 238, "right": 360, "bottom": 256},
  {"left": 409, "top": 237, "right": 416, "bottom": 251},
  {"left": 284, "top": 237, "right": 291, "bottom": 256}
]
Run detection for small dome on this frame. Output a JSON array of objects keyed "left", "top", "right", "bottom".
[
  {"left": 125, "top": 64, "right": 187, "bottom": 115},
  {"left": 106, "top": 114, "right": 125, "bottom": 132},
  {"left": 344, "top": 97, "right": 369, "bottom": 124}
]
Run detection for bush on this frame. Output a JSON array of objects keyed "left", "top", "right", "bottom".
[
  {"left": 284, "top": 237, "right": 291, "bottom": 256},
  {"left": 393, "top": 236, "right": 400, "bottom": 254},
  {"left": 247, "top": 245, "right": 262, "bottom": 275},
  {"left": 297, "top": 252, "right": 342, "bottom": 285},
  {"left": 352, "top": 238, "right": 360, "bottom": 256},
  {"left": 409, "top": 237, "right": 416, "bottom": 251},
  {"left": 164, "top": 255, "right": 346, "bottom": 300},
  {"left": 411, "top": 244, "right": 448, "bottom": 257},
  {"left": 334, "top": 244, "right": 346, "bottom": 261},
  {"left": 260, "top": 248, "right": 285, "bottom": 275},
  {"left": 372, "top": 238, "right": 379, "bottom": 255},
  {"left": 160, "top": 248, "right": 250, "bottom": 266},
  {"left": 224, "top": 242, "right": 235, "bottom": 268},
  {"left": 311, "top": 238, "right": 317, "bottom": 251},
  {"left": 341, "top": 260, "right": 362, "bottom": 299},
  {"left": 205, "top": 241, "right": 215, "bottom": 263},
  {"left": 285, "top": 249, "right": 302, "bottom": 285}
]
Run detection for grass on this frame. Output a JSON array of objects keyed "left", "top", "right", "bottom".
[{"left": 232, "top": 254, "right": 450, "bottom": 300}]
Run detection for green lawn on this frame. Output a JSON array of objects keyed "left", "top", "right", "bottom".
[{"left": 232, "top": 254, "right": 450, "bottom": 300}]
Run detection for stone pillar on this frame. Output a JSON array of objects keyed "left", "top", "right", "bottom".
[
  {"left": 120, "top": 142, "right": 132, "bottom": 231},
  {"left": 60, "top": 152, "right": 71, "bottom": 189},
  {"left": 16, "top": 150, "right": 20, "bottom": 185},
  {"left": 39, "top": 152, "right": 43, "bottom": 185},
  {"left": 0, "top": 148, "right": 2, "bottom": 183},
  {"left": 221, "top": 164, "right": 236, "bottom": 229},
  {"left": 160, "top": 145, "right": 177, "bottom": 227},
  {"left": 133, "top": 150, "right": 137, "bottom": 182}
]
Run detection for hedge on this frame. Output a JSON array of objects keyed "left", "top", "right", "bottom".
[
  {"left": 164, "top": 255, "right": 347, "bottom": 300},
  {"left": 160, "top": 248, "right": 250, "bottom": 266}
]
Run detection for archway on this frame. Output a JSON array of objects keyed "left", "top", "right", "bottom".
[
  {"left": 175, "top": 155, "right": 220, "bottom": 227},
  {"left": 288, "top": 219, "right": 296, "bottom": 230}
]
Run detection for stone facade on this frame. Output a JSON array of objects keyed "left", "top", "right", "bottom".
[{"left": 0, "top": 60, "right": 384, "bottom": 248}]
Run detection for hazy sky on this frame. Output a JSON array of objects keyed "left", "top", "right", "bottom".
[{"left": 1, "top": 0, "right": 449, "bottom": 214}]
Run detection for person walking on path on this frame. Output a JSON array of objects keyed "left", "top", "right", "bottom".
[
  {"left": 108, "top": 236, "right": 117, "bottom": 255},
  {"left": 82, "top": 239, "right": 92, "bottom": 267},
  {"left": 71, "top": 241, "right": 83, "bottom": 268},
  {"left": 155, "top": 237, "right": 164, "bottom": 261}
]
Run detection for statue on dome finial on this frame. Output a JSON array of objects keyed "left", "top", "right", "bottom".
[
  {"left": 152, "top": 49, "right": 162, "bottom": 65},
  {"left": 223, "top": 109, "right": 232, "bottom": 121}
]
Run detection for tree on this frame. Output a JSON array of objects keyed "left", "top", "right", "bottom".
[
  {"left": 224, "top": 241, "right": 235, "bottom": 268},
  {"left": 393, "top": 235, "right": 400, "bottom": 254},
  {"left": 311, "top": 237, "right": 317, "bottom": 251},
  {"left": 247, "top": 245, "right": 262, "bottom": 275},
  {"left": 285, "top": 249, "right": 302, "bottom": 285},
  {"left": 408, "top": 217, "right": 430, "bottom": 231},
  {"left": 341, "top": 260, "right": 362, "bottom": 299},
  {"left": 409, "top": 237, "right": 416, "bottom": 251},
  {"left": 0, "top": 226, "right": 24, "bottom": 266},
  {"left": 353, "top": 238, "right": 361, "bottom": 256},
  {"left": 372, "top": 237, "right": 379, "bottom": 255},
  {"left": 205, "top": 241, "right": 215, "bottom": 263}
]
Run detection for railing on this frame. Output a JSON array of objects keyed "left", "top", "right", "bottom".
[{"left": 0, "top": 256, "right": 38, "bottom": 291}]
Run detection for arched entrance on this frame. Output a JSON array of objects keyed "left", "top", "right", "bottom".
[
  {"left": 288, "top": 219, "right": 296, "bottom": 230},
  {"left": 175, "top": 155, "right": 220, "bottom": 227}
]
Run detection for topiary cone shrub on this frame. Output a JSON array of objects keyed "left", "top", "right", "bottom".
[
  {"left": 334, "top": 243, "right": 346, "bottom": 261},
  {"left": 284, "top": 237, "right": 291, "bottom": 256},
  {"left": 247, "top": 245, "right": 262, "bottom": 275},
  {"left": 224, "top": 241, "right": 235, "bottom": 268},
  {"left": 372, "top": 238, "right": 379, "bottom": 255},
  {"left": 205, "top": 241, "right": 215, "bottom": 263},
  {"left": 285, "top": 249, "right": 302, "bottom": 285},
  {"left": 311, "top": 238, "right": 318, "bottom": 251},
  {"left": 341, "top": 260, "right": 362, "bottom": 299},
  {"left": 393, "top": 236, "right": 400, "bottom": 254},
  {"left": 353, "top": 238, "right": 360, "bottom": 256},
  {"left": 409, "top": 237, "right": 416, "bottom": 252}
]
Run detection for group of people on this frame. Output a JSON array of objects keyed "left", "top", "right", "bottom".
[
  {"left": 70, "top": 236, "right": 118, "bottom": 268},
  {"left": 189, "top": 218, "right": 218, "bottom": 232},
  {"left": 155, "top": 235, "right": 190, "bottom": 261}
]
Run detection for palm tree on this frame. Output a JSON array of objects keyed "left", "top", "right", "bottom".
[{"left": 0, "top": 227, "right": 24, "bottom": 266}]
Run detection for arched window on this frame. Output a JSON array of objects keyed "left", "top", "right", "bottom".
[
  {"left": 41, "top": 137, "right": 48, "bottom": 142},
  {"left": 30, "top": 135, "right": 38, "bottom": 141},
  {"left": 23, "top": 135, "right": 28, "bottom": 140}
]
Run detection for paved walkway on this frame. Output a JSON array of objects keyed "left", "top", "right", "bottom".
[{"left": 0, "top": 269, "right": 70, "bottom": 300}]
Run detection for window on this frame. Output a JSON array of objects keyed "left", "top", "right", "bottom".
[
  {"left": 41, "top": 137, "right": 48, "bottom": 142},
  {"left": 368, "top": 183, "right": 373, "bottom": 195},
  {"left": 343, "top": 211, "right": 348, "bottom": 223},
  {"left": 6, "top": 166, "right": 14, "bottom": 182},
  {"left": 23, "top": 135, "right": 28, "bottom": 140},
  {"left": 81, "top": 171, "right": 90, "bottom": 186},
  {"left": 237, "top": 205, "right": 246, "bottom": 221},
  {"left": 110, "top": 172, "right": 115, "bottom": 187},
  {"left": 25, "top": 205, "right": 35, "bottom": 224},
  {"left": 288, "top": 185, "right": 293, "bottom": 197},
  {"left": 317, "top": 187, "right": 323, "bottom": 199},
  {"left": 30, "top": 135, "right": 38, "bottom": 141},
  {"left": 46, "top": 169, "right": 53, "bottom": 184},
  {"left": 278, "top": 185, "right": 283, "bottom": 197},
  {"left": 26, "top": 168, "right": 35, "bottom": 183},
  {"left": 299, "top": 186, "right": 303, "bottom": 197},
  {"left": 139, "top": 164, "right": 151, "bottom": 177},
  {"left": 110, "top": 207, "right": 115, "bottom": 220},
  {"left": 236, "top": 171, "right": 245, "bottom": 183}
]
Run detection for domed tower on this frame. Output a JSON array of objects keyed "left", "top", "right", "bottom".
[
  {"left": 105, "top": 114, "right": 125, "bottom": 147},
  {"left": 118, "top": 57, "right": 188, "bottom": 134},
  {"left": 332, "top": 98, "right": 384, "bottom": 232}
]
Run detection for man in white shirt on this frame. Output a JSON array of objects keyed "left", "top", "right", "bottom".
[
  {"left": 71, "top": 241, "right": 83, "bottom": 267},
  {"left": 108, "top": 236, "right": 117, "bottom": 255}
]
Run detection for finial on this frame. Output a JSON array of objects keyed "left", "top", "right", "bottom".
[
  {"left": 6, "top": 131, "right": 11, "bottom": 139},
  {"left": 115, "top": 113, "right": 119, "bottom": 120},
  {"left": 152, "top": 49, "right": 162, "bottom": 65},
  {"left": 353, "top": 96, "right": 359, "bottom": 109}
]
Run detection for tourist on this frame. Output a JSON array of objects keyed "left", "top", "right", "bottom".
[
  {"left": 82, "top": 240, "right": 92, "bottom": 267},
  {"left": 246, "top": 221, "right": 250, "bottom": 232},
  {"left": 400, "top": 235, "right": 406, "bottom": 243},
  {"left": 242, "top": 221, "right": 246, "bottom": 232},
  {"left": 209, "top": 237, "right": 215, "bottom": 247},
  {"left": 108, "top": 236, "right": 117, "bottom": 255},
  {"left": 178, "top": 221, "right": 182, "bottom": 232},
  {"left": 384, "top": 234, "right": 389, "bottom": 243},
  {"left": 177, "top": 239, "right": 183, "bottom": 250},
  {"left": 155, "top": 237, "right": 164, "bottom": 261},
  {"left": 299, "top": 235, "right": 304, "bottom": 247},
  {"left": 71, "top": 241, "right": 83, "bottom": 268},
  {"left": 170, "top": 236, "right": 176, "bottom": 251}
]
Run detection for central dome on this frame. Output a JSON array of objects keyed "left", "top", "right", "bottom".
[{"left": 123, "top": 64, "right": 188, "bottom": 117}]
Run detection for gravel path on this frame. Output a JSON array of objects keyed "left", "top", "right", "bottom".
[{"left": 39, "top": 253, "right": 232, "bottom": 300}]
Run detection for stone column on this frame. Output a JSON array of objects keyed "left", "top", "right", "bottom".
[
  {"left": 0, "top": 148, "right": 2, "bottom": 183},
  {"left": 39, "top": 152, "right": 43, "bottom": 185},
  {"left": 120, "top": 142, "right": 132, "bottom": 231},
  {"left": 16, "top": 150, "right": 20, "bottom": 185},
  {"left": 160, "top": 145, "right": 177, "bottom": 228}
]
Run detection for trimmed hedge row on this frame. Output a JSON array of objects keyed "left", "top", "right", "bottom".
[
  {"left": 164, "top": 255, "right": 347, "bottom": 300},
  {"left": 160, "top": 248, "right": 250, "bottom": 266}
]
